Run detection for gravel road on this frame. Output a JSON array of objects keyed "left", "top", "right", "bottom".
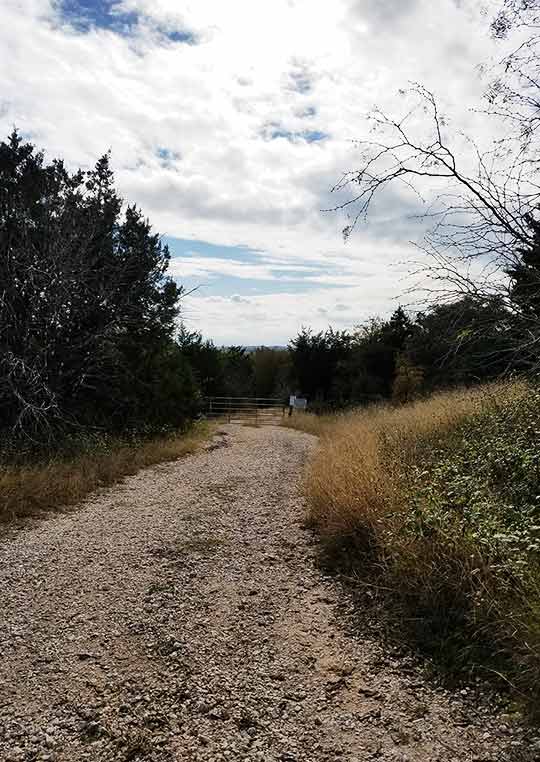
[{"left": 0, "top": 425, "right": 537, "bottom": 761}]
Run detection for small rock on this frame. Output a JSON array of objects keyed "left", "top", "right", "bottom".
[{"left": 43, "top": 733, "right": 56, "bottom": 748}]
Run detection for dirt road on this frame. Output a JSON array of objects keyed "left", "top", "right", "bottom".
[{"left": 0, "top": 426, "right": 535, "bottom": 761}]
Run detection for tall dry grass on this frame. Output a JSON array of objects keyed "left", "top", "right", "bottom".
[
  {"left": 304, "top": 385, "right": 512, "bottom": 539},
  {"left": 289, "top": 381, "right": 540, "bottom": 702},
  {"left": 0, "top": 423, "right": 211, "bottom": 524},
  {"left": 282, "top": 411, "right": 341, "bottom": 438},
  {"left": 290, "top": 382, "right": 525, "bottom": 540}
]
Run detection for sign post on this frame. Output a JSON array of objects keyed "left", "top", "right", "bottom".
[
  {"left": 288, "top": 395, "right": 307, "bottom": 416},
  {"left": 288, "top": 395, "right": 295, "bottom": 417}
]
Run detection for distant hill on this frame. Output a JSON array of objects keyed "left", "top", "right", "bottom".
[{"left": 243, "top": 345, "right": 287, "bottom": 353}]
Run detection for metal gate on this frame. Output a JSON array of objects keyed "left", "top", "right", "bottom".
[{"left": 204, "top": 397, "right": 285, "bottom": 426}]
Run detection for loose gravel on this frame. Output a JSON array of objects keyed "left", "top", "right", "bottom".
[{"left": 0, "top": 425, "right": 537, "bottom": 761}]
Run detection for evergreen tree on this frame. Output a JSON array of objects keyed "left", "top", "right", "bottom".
[{"left": 0, "top": 131, "right": 194, "bottom": 447}]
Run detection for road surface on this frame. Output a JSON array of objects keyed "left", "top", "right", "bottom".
[{"left": 0, "top": 426, "right": 534, "bottom": 761}]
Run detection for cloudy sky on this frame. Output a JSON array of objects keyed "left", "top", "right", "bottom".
[{"left": 2, "top": 0, "right": 505, "bottom": 344}]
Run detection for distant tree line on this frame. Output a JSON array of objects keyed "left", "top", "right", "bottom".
[
  {"left": 180, "top": 294, "right": 530, "bottom": 414},
  {"left": 177, "top": 327, "right": 290, "bottom": 400},
  {"left": 287, "top": 297, "right": 527, "bottom": 410}
]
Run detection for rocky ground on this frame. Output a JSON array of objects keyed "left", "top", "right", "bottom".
[{"left": 0, "top": 425, "right": 537, "bottom": 761}]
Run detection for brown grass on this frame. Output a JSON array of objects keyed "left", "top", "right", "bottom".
[
  {"left": 287, "top": 381, "right": 540, "bottom": 702},
  {"left": 0, "top": 422, "right": 212, "bottom": 524},
  {"left": 282, "top": 411, "right": 341, "bottom": 438},
  {"left": 288, "top": 382, "right": 527, "bottom": 544}
]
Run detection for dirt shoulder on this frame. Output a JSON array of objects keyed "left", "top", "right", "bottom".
[{"left": 0, "top": 425, "right": 536, "bottom": 761}]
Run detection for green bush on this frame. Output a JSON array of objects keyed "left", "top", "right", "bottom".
[
  {"left": 407, "top": 384, "right": 540, "bottom": 577},
  {"left": 394, "top": 382, "right": 540, "bottom": 697}
]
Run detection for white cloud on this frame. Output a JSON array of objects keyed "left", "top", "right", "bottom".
[
  {"left": 181, "top": 281, "right": 404, "bottom": 346},
  {"left": 168, "top": 254, "right": 321, "bottom": 281},
  {"left": 0, "top": 0, "right": 508, "bottom": 342}
]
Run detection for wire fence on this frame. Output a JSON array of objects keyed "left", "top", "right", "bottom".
[{"left": 204, "top": 396, "right": 286, "bottom": 425}]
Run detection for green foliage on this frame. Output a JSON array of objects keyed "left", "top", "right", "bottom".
[
  {"left": 288, "top": 307, "right": 415, "bottom": 406},
  {"left": 349, "top": 306, "right": 415, "bottom": 398},
  {"left": 0, "top": 131, "right": 195, "bottom": 449},
  {"left": 406, "top": 296, "right": 514, "bottom": 390},
  {"left": 177, "top": 329, "right": 255, "bottom": 397},
  {"left": 252, "top": 347, "right": 290, "bottom": 398},
  {"left": 221, "top": 346, "right": 253, "bottom": 396},
  {"left": 289, "top": 298, "right": 519, "bottom": 410},
  {"left": 385, "top": 383, "right": 540, "bottom": 694},
  {"left": 392, "top": 355, "right": 424, "bottom": 403},
  {"left": 178, "top": 327, "right": 227, "bottom": 397},
  {"left": 178, "top": 327, "right": 288, "bottom": 400},
  {"left": 407, "top": 385, "right": 540, "bottom": 578},
  {"left": 289, "top": 327, "right": 352, "bottom": 400},
  {"left": 507, "top": 212, "right": 540, "bottom": 319}
]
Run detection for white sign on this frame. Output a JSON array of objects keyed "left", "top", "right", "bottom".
[{"left": 289, "top": 395, "right": 296, "bottom": 406}]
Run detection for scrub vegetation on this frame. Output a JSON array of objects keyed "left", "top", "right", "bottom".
[{"left": 288, "top": 380, "right": 540, "bottom": 705}]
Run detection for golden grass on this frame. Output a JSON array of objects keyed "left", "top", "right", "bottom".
[
  {"left": 288, "top": 381, "right": 528, "bottom": 544},
  {"left": 289, "top": 380, "right": 540, "bottom": 700},
  {"left": 0, "top": 422, "right": 212, "bottom": 524},
  {"left": 282, "top": 411, "right": 341, "bottom": 438}
]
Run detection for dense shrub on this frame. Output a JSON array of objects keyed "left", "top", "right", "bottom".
[{"left": 396, "top": 383, "right": 540, "bottom": 685}]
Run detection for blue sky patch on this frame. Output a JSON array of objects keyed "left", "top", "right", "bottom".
[
  {"left": 157, "top": 147, "right": 181, "bottom": 165},
  {"left": 299, "top": 106, "right": 317, "bottom": 119},
  {"left": 264, "top": 125, "right": 328, "bottom": 143},
  {"left": 290, "top": 69, "right": 311, "bottom": 94},
  {"left": 302, "top": 130, "right": 328, "bottom": 143},
  {"left": 58, "top": 1, "right": 196, "bottom": 43},
  {"left": 269, "top": 127, "right": 294, "bottom": 140},
  {"left": 165, "top": 29, "right": 195, "bottom": 44},
  {"left": 178, "top": 273, "right": 329, "bottom": 299},
  {"left": 164, "top": 237, "right": 340, "bottom": 299},
  {"left": 59, "top": 1, "right": 137, "bottom": 34},
  {"left": 165, "top": 238, "right": 264, "bottom": 262}
]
